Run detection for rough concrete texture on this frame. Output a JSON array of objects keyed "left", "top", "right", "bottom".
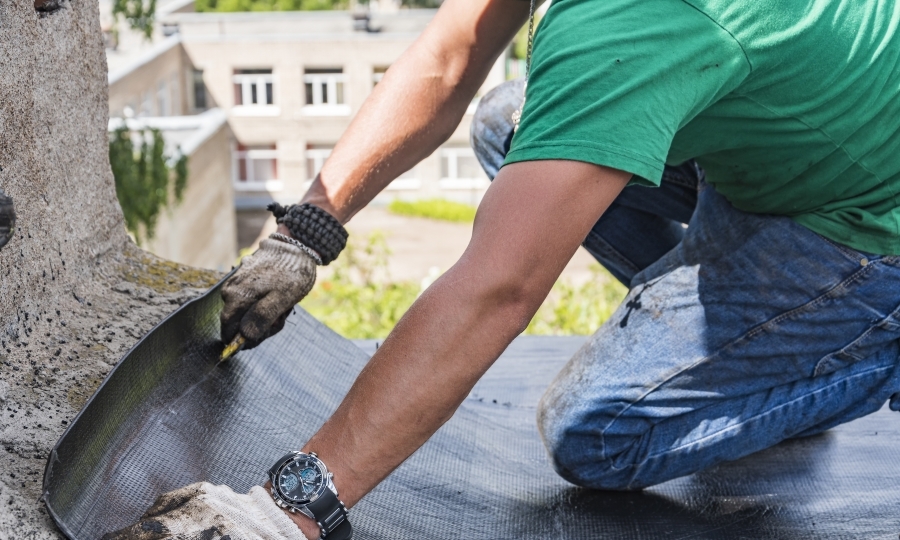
[{"left": 0, "top": 1, "right": 219, "bottom": 537}]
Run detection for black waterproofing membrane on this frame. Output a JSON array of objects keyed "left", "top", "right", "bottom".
[{"left": 44, "top": 278, "right": 900, "bottom": 539}]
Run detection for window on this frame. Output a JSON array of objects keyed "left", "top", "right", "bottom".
[
  {"left": 303, "top": 68, "right": 350, "bottom": 116},
  {"left": 233, "top": 69, "right": 277, "bottom": 115},
  {"left": 191, "top": 69, "right": 207, "bottom": 111},
  {"left": 233, "top": 143, "right": 281, "bottom": 191},
  {"left": 156, "top": 80, "right": 170, "bottom": 117},
  {"left": 139, "top": 91, "right": 154, "bottom": 117},
  {"left": 440, "top": 146, "right": 489, "bottom": 190},
  {"left": 170, "top": 73, "right": 181, "bottom": 116},
  {"left": 372, "top": 66, "right": 389, "bottom": 86},
  {"left": 306, "top": 144, "right": 334, "bottom": 182}
]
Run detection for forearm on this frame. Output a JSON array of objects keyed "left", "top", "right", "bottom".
[
  {"left": 304, "top": 262, "right": 538, "bottom": 506},
  {"left": 298, "top": 161, "right": 630, "bottom": 514},
  {"left": 301, "top": 0, "right": 529, "bottom": 224}
]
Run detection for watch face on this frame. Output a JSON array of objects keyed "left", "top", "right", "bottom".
[{"left": 276, "top": 455, "right": 326, "bottom": 504}]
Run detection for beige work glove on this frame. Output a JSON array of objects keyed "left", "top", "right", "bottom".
[
  {"left": 221, "top": 238, "right": 317, "bottom": 350},
  {"left": 101, "top": 482, "right": 307, "bottom": 540}
]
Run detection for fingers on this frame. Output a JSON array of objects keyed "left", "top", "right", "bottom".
[
  {"left": 142, "top": 483, "right": 205, "bottom": 517},
  {"left": 238, "top": 292, "right": 295, "bottom": 348},
  {"left": 219, "top": 240, "right": 317, "bottom": 348},
  {"left": 99, "top": 483, "right": 207, "bottom": 540},
  {"left": 220, "top": 277, "right": 257, "bottom": 344},
  {"left": 100, "top": 520, "right": 170, "bottom": 540}
]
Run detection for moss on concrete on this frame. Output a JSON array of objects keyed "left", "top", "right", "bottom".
[{"left": 118, "top": 243, "right": 221, "bottom": 293}]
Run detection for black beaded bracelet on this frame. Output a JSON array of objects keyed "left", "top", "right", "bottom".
[{"left": 267, "top": 202, "right": 348, "bottom": 265}]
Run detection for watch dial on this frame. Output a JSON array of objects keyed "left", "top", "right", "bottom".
[{"left": 278, "top": 456, "right": 325, "bottom": 503}]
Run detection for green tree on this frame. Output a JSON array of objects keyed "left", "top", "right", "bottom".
[
  {"left": 108, "top": 126, "right": 189, "bottom": 245},
  {"left": 112, "top": 0, "right": 158, "bottom": 39},
  {"left": 195, "top": 0, "right": 349, "bottom": 12}
]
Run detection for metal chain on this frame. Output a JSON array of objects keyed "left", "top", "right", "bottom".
[
  {"left": 512, "top": 0, "right": 537, "bottom": 132},
  {"left": 525, "top": 0, "right": 536, "bottom": 80}
]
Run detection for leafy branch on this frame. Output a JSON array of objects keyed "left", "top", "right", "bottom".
[
  {"left": 112, "top": 0, "right": 158, "bottom": 40},
  {"left": 109, "top": 125, "right": 188, "bottom": 245}
]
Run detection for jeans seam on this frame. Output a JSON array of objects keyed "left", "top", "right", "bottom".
[
  {"left": 613, "top": 362, "right": 896, "bottom": 487},
  {"left": 600, "top": 261, "right": 877, "bottom": 449},
  {"left": 583, "top": 230, "right": 641, "bottom": 278},
  {"left": 815, "top": 302, "right": 900, "bottom": 374},
  {"left": 737, "top": 262, "right": 875, "bottom": 343},
  {"left": 818, "top": 234, "right": 867, "bottom": 263},
  {"left": 660, "top": 170, "right": 700, "bottom": 191}
]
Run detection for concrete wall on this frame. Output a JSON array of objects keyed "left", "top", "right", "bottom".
[
  {"left": 108, "top": 36, "right": 193, "bottom": 118},
  {"left": 144, "top": 121, "right": 237, "bottom": 271}
]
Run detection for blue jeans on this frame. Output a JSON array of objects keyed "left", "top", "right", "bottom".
[{"left": 472, "top": 80, "right": 900, "bottom": 490}]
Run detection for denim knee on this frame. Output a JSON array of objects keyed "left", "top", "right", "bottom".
[
  {"left": 537, "top": 390, "right": 646, "bottom": 491},
  {"left": 470, "top": 79, "right": 524, "bottom": 180}
]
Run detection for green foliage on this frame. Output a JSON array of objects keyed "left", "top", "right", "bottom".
[
  {"left": 300, "top": 231, "right": 627, "bottom": 339},
  {"left": 109, "top": 126, "right": 188, "bottom": 245},
  {"left": 112, "top": 0, "right": 157, "bottom": 40},
  {"left": 511, "top": 13, "right": 544, "bottom": 61},
  {"left": 195, "top": 0, "right": 347, "bottom": 12},
  {"left": 387, "top": 198, "right": 477, "bottom": 223},
  {"left": 525, "top": 266, "right": 627, "bottom": 335},
  {"left": 302, "top": 233, "right": 420, "bottom": 339}
]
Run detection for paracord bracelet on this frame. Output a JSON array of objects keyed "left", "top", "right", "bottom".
[
  {"left": 269, "top": 232, "right": 323, "bottom": 266},
  {"left": 267, "top": 203, "right": 348, "bottom": 265}
]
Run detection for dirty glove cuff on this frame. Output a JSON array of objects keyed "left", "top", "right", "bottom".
[
  {"left": 247, "top": 237, "right": 318, "bottom": 275},
  {"left": 249, "top": 485, "right": 310, "bottom": 539},
  {"left": 102, "top": 482, "right": 308, "bottom": 540}
]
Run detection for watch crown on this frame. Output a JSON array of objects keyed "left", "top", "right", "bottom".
[{"left": 309, "top": 451, "right": 318, "bottom": 458}]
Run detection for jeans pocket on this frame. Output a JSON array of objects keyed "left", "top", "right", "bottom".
[{"left": 814, "top": 310, "right": 900, "bottom": 376}]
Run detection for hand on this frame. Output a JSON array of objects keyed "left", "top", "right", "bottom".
[
  {"left": 101, "top": 482, "right": 307, "bottom": 540},
  {"left": 221, "top": 238, "right": 317, "bottom": 350}
]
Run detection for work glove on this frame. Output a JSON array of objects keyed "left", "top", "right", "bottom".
[
  {"left": 101, "top": 482, "right": 307, "bottom": 540},
  {"left": 221, "top": 238, "right": 317, "bottom": 350}
]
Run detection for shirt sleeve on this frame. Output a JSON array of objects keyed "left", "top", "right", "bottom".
[{"left": 504, "top": 0, "right": 751, "bottom": 186}]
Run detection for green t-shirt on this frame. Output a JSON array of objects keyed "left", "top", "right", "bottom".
[{"left": 506, "top": 0, "right": 900, "bottom": 255}]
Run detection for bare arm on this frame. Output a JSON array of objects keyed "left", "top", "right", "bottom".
[
  {"left": 287, "top": 160, "right": 631, "bottom": 537},
  {"left": 297, "top": 0, "right": 531, "bottom": 224}
]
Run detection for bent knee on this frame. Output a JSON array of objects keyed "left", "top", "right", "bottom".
[{"left": 537, "top": 395, "right": 655, "bottom": 491}]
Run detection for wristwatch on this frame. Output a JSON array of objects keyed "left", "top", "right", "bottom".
[{"left": 268, "top": 451, "right": 353, "bottom": 540}]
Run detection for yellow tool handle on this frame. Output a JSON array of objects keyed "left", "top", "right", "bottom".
[{"left": 220, "top": 335, "right": 247, "bottom": 362}]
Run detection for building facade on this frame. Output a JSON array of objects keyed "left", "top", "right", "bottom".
[
  {"left": 107, "top": 6, "right": 508, "bottom": 264},
  {"left": 168, "top": 9, "right": 504, "bottom": 209}
]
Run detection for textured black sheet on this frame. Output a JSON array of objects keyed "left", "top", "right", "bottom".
[{"left": 44, "top": 279, "right": 900, "bottom": 539}]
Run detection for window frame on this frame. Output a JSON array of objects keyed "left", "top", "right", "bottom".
[
  {"left": 302, "top": 68, "right": 350, "bottom": 117},
  {"left": 439, "top": 146, "right": 489, "bottom": 190},
  {"left": 305, "top": 145, "right": 333, "bottom": 184},
  {"left": 232, "top": 143, "right": 282, "bottom": 192},
  {"left": 232, "top": 69, "right": 279, "bottom": 117}
]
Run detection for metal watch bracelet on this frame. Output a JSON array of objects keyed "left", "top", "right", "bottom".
[{"left": 268, "top": 451, "right": 353, "bottom": 540}]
